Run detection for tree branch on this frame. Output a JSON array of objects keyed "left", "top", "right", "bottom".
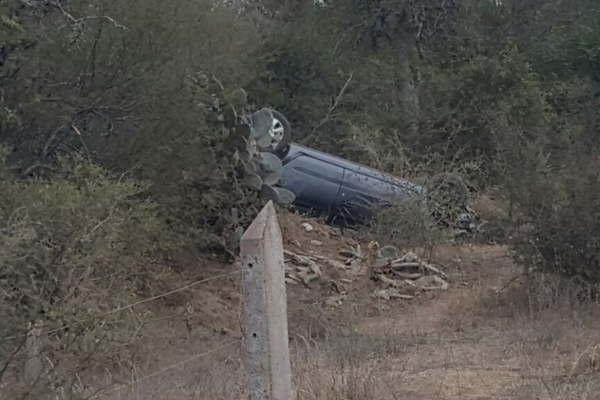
[
  {"left": 311, "top": 71, "right": 354, "bottom": 135},
  {"left": 50, "top": 0, "right": 127, "bottom": 30}
]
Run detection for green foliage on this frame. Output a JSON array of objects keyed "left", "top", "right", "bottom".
[
  {"left": 0, "top": 159, "right": 166, "bottom": 328},
  {"left": 512, "top": 157, "right": 600, "bottom": 282},
  {"left": 0, "top": 159, "right": 174, "bottom": 396},
  {"left": 0, "top": 0, "right": 270, "bottom": 259},
  {"left": 362, "top": 196, "right": 441, "bottom": 251},
  {"left": 0, "top": 0, "right": 599, "bottom": 323},
  {"left": 2, "top": 1, "right": 600, "bottom": 395}
]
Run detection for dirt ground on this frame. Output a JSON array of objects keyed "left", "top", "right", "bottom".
[{"left": 75, "top": 212, "right": 600, "bottom": 399}]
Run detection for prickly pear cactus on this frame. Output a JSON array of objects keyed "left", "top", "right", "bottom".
[
  {"left": 189, "top": 74, "right": 294, "bottom": 255},
  {"left": 239, "top": 109, "right": 295, "bottom": 205}
]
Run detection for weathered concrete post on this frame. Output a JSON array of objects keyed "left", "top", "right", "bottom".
[
  {"left": 23, "top": 321, "right": 44, "bottom": 386},
  {"left": 240, "top": 201, "right": 294, "bottom": 400}
]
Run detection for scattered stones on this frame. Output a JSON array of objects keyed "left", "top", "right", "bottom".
[
  {"left": 325, "top": 294, "right": 346, "bottom": 307},
  {"left": 284, "top": 249, "right": 322, "bottom": 286},
  {"left": 371, "top": 250, "right": 450, "bottom": 299},
  {"left": 302, "top": 222, "right": 314, "bottom": 232},
  {"left": 286, "top": 217, "right": 451, "bottom": 303}
]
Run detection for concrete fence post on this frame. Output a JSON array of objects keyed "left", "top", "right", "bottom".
[
  {"left": 23, "top": 321, "right": 44, "bottom": 386},
  {"left": 240, "top": 201, "right": 294, "bottom": 400}
]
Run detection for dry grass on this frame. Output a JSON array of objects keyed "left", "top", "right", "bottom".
[
  {"left": 292, "top": 332, "right": 411, "bottom": 400},
  {"left": 442, "top": 268, "right": 600, "bottom": 400},
  {"left": 6, "top": 239, "right": 600, "bottom": 400}
]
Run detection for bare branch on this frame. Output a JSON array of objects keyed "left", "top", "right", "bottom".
[
  {"left": 0, "top": 334, "right": 27, "bottom": 382},
  {"left": 50, "top": 0, "right": 127, "bottom": 30},
  {"left": 311, "top": 71, "right": 354, "bottom": 135}
]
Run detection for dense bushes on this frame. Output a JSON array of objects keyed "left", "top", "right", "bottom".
[
  {"left": 0, "top": 157, "right": 173, "bottom": 395},
  {"left": 0, "top": 160, "right": 162, "bottom": 315},
  {"left": 513, "top": 157, "right": 600, "bottom": 282},
  {"left": 1, "top": 0, "right": 266, "bottom": 256},
  {"left": 0, "top": 0, "right": 599, "bottom": 330},
  {"left": 2, "top": 1, "right": 600, "bottom": 396}
]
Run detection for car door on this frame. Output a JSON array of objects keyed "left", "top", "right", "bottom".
[
  {"left": 279, "top": 152, "right": 343, "bottom": 216},
  {"left": 337, "top": 168, "right": 398, "bottom": 223}
]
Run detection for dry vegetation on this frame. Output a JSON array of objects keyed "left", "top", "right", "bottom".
[
  {"left": 14, "top": 213, "right": 594, "bottom": 400},
  {"left": 2, "top": 0, "right": 600, "bottom": 398}
]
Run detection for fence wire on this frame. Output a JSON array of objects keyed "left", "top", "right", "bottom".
[
  {"left": 2, "top": 271, "right": 240, "bottom": 343},
  {"left": 94, "top": 339, "right": 240, "bottom": 398}
]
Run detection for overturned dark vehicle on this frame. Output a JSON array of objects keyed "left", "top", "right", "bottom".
[{"left": 243, "top": 108, "right": 474, "bottom": 229}]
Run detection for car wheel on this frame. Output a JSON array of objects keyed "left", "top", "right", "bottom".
[
  {"left": 267, "top": 109, "right": 291, "bottom": 158},
  {"left": 246, "top": 108, "right": 292, "bottom": 158}
]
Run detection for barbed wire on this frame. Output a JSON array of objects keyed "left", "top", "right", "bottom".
[
  {"left": 1, "top": 270, "right": 240, "bottom": 343},
  {"left": 93, "top": 339, "right": 239, "bottom": 398}
]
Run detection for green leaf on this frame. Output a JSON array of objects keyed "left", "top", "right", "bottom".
[
  {"left": 262, "top": 171, "right": 282, "bottom": 185},
  {"left": 275, "top": 187, "right": 295, "bottom": 205},
  {"left": 244, "top": 173, "right": 263, "bottom": 190},
  {"left": 258, "top": 152, "right": 282, "bottom": 173},
  {"left": 260, "top": 184, "right": 279, "bottom": 202},
  {"left": 248, "top": 108, "right": 274, "bottom": 140}
]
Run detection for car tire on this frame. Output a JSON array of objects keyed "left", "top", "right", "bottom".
[{"left": 269, "top": 109, "right": 292, "bottom": 158}]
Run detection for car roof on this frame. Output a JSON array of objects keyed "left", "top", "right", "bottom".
[{"left": 284, "top": 143, "right": 425, "bottom": 194}]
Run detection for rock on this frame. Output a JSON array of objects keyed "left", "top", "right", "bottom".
[
  {"left": 284, "top": 249, "right": 322, "bottom": 285},
  {"left": 285, "top": 249, "right": 316, "bottom": 267},
  {"left": 374, "top": 258, "right": 391, "bottom": 268},
  {"left": 413, "top": 275, "right": 449, "bottom": 291},
  {"left": 310, "top": 240, "right": 323, "bottom": 246},
  {"left": 219, "top": 327, "right": 232, "bottom": 335},
  {"left": 328, "top": 280, "right": 346, "bottom": 294},
  {"left": 421, "top": 263, "right": 448, "bottom": 280},
  {"left": 392, "top": 271, "right": 423, "bottom": 280},
  {"left": 310, "top": 262, "right": 322, "bottom": 277},
  {"left": 302, "top": 222, "right": 314, "bottom": 232},
  {"left": 373, "top": 288, "right": 414, "bottom": 301},
  {"left": 325, "top": 295, "right": 346, "bottom": 307},
  {"left": 377, "top": 274, "right": 404, "bottom": 288},
  {"left": 398, "top": 251, "right": 419, "bottom": 263},
  {"left": 390, "top": 261, "right": 421, "bottom": 269},
  {"left": 378, "top": 245, "right": 399, "bottom": 259},
  {"left": 313, "top": 255, "right": 349, "bottom": 270},
  {"left": 350, "top": 260, "right": 364, "bottom": 275},
  {"left": 339, "top": 249, "right": 357, "bottom": 258},
  {"left": 296, "top": 268, "right": 319, "bottom": 285},
  {"left": 354, "top": 244, "right": 363, "bottom": 258}
]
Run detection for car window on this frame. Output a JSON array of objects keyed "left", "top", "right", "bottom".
[{"left": 280, "top": 153, "right": 343, "bottom": 212}]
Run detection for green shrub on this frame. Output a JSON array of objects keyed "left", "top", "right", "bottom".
[
  {"left": 512, "top": 158, "right": 600, "bottom": 282},
  {"left": 0, "top": 159, "right": 170, "bottom": 391},
  {"left": 361, "top": 195, "right": 441, "bottom": 251}
]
